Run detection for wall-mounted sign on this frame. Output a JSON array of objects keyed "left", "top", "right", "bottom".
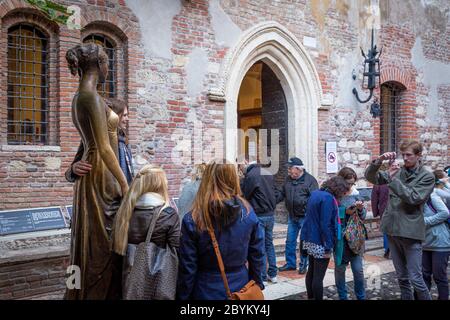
[
  {"left": 0, "top": 207, "right": 67, "bottom": 236},
  {"left": 326, "top": 141, "right": 338, "bottom": 174}
]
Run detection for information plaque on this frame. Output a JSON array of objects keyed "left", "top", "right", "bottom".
[{"left": 0, "top": 207, "right": 67, "bottom": 236}]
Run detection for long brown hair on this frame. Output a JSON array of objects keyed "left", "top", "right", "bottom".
[
  {"left": 112, "top": 165, "right": 170, "bottom": 255},
  {"left": 191, "top": 160, "right": 250, "bottom": 232}
]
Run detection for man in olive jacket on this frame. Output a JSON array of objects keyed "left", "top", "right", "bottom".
[{"left": 365, "top": 140, "right": 434, "bottom": 300}]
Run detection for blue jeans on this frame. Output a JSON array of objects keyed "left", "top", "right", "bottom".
[
  {"left": 285, "top": 217, "right": 308, "bottom": 270},
  {"left": 258, "top": 215, "right": 277, "bottom": 279},
  {"left": 383, "top": 234, "right": 389, "bottom": 253},
  {"left": 334, "top": 254, "right": 366, "bottom": 300}
]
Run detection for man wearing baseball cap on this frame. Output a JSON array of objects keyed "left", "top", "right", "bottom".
[{"left": 277, "top": 157, "right": 319, "bottom": 274}]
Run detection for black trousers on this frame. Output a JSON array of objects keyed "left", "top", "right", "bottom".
[
  {"left": 305, "top": 255, "right": 330, "bottom": 300},
  {"left": 422, "top": 250, "right": 450, "bottom": 300}
]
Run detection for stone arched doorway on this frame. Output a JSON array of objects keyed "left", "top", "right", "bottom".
[
  {"left": 237, "top": 61, "right": 289, "bottom": 186},
  {"left": 209, "top": 21, "right": 325, "bottom": 177}
]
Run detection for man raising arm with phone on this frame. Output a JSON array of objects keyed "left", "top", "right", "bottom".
[{"left": 365, "top": 140, "right": 435, "bottom": 300}]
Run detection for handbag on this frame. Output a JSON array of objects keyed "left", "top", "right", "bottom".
[
  {"left": 207, "top": 226, "right": 264, "bottom": 300},
  {"left": 343, "top": 211, "right": 368, "bottom": 255},
  {"left": 124, "top": 207, "right": 178, "bottom": 300}
]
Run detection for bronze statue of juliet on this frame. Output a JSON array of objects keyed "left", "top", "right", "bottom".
[{"left": 65, "top": 43, "right": 129, "bottom": 300}]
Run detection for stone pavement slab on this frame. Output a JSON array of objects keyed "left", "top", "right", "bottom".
[{"left": 264, "top": 253, "right": 396, "bottom": 300}]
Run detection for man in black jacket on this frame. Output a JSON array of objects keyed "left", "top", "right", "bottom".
[
  {"left": 242, "top": 161, "right": 279, "bottom": 283},
  {"left": 277, "top": 157, "right": 319, "bottom": 274}
]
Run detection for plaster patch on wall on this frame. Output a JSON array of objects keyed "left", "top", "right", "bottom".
[
  {"left": 334, "top": 51, "right": 362, "bottom": 110},
  {"left": 310, "top": 0, "right": 332, "bottom": 31},
  {"left": 126, "top": 0, "right": 182, "bottom": 59},
  {"left": 411, "top": 37, "right": 450, "bottom": 122},
  {"left": 210, "top": 0, "right": 242, "bottom": 47},
  {"left": 186, "top": 48, "right": 209, "bottom": 98}
]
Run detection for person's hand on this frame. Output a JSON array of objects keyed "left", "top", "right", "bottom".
[
  {"left": 72, "top": 160, "right": 92, "bottom": 176},
  {"left": 378, "top": 152, "right": 396, "bottom": 162},
  {"left": 355, "top": 201, "right": 364, "bottom": 211},
  {"left": 389, "top": 163, "right": 400, "bottom": 178}
]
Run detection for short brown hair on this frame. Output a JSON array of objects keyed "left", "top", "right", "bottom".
[
  {"left": 434, "top": 170, "right": 446, "bottom": 180},
  {"left": 399, "top": 140, "right": 423, "bottom": 155},
  {"left": 105, "top": 98, "right": 127, "bottom": 117},
  {"left": 338, "top": 167, "right": 357, "bottom": 181}
]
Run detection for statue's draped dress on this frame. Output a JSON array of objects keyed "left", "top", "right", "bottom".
[{"left": 66, "top": 96, "right": 122, "bottom": 300}]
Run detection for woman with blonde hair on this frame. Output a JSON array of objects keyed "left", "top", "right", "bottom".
[
  {"left": 112, "top": 165, "right": 180, "bottom": 298},
  {"left": 177, "top": 160, "right": 265, "bottom": 300}
]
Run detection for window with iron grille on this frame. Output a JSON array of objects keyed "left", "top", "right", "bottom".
[
  {"left": 7, "top": 24, "right": 49, "bottom": 145},
  {"left": 380, "top": 82, "right": 403, "bottom": 154},
  {"left": 83, "top": 34, "right": 116, "bottom": 98}
]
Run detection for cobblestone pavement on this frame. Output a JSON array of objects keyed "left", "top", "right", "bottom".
[{"left": 281, "top": 270, "right": 450, "bottom": 300}]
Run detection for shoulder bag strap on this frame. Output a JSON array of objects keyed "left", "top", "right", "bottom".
[
  {"left": 207, "top": 226, "right": 232, "bottom": 300},
  {"left": 144, "top": 205, "right": 165, "bottom": 244},
  {"left": 426, "top": 197, "right": 437, "bottom": 213}
]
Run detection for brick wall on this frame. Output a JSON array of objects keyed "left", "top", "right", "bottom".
[{"left": 0, "top": 255, "right": 68, "bottom": 300}]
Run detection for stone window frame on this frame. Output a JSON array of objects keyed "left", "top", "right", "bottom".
[{"left": 0, "top": 10, "right": 59, "bottom": 147}]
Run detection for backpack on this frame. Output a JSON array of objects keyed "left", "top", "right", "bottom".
[{"left": 343, "top": 213, "right": 368, "bottom": 255}]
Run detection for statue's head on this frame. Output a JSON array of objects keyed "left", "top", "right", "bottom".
[{"left": 66, "top": 43, "right": 108, "bottom": 83}]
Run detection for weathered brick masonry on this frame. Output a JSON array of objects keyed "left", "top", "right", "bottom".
[{"left": 0, "top": 0, "right": 448, "bottom": 208}]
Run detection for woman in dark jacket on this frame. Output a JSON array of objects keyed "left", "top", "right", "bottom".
[
  {"left": 300, "top": 176, "right": 352, "bottom": 300},
  {"left": 112, "top": 165, "right": 180, "bottom": 298},
  {"left": 177, "top": 161, "right": 265, "bottom": 300}
]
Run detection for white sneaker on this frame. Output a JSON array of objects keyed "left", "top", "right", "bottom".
[{"left": 268, "top": 276, "right": 278, "bottom": 283}]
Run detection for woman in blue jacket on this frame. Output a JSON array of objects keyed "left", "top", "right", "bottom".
[
  {"left": 177, "top": 161, "right": 265, "bottom": 300},
  {"left": 300, "top": 176, "right": 352, "bottom": 300}
]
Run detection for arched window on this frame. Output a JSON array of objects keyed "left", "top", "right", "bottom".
[
  {"left": 83, "top": 34, "right": 116, "bottom": 98},
  {"left": 380, "top": 82, "right": 404, "bottom": 154},
  {"left": 7, "top": 24, "right": 49, "bottom": 145}
]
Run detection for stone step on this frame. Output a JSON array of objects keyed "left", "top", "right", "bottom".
[
  {"left": 273, "top": 223, "right": 288, "bottom": 239},
  {"left": 364, "top": 237, "right": 384, "bottom": 252}
]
